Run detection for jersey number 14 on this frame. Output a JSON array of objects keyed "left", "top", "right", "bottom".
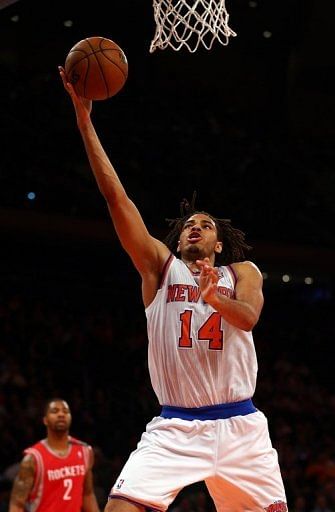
[{"left": 179, "top": 310, "right": 223, "bottom": 350}]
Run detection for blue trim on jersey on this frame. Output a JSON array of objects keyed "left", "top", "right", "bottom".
[{"left": 160, "top": 398, "right": 257, "bottom": 420}]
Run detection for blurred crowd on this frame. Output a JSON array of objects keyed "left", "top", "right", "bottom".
[{"left": 0, "top": 263, "right": 334, "bottom": 511}]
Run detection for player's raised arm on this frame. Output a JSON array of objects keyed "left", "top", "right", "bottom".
[
  {"left": 58, "top": 67, "right": 169, "bottom": 281},
  {"left": 9, "top": 455, "right": 35, "bottom": 512}
]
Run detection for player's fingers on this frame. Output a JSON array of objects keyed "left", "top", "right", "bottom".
[
  {"left": 196, "top": 258, "right": 212, "bottom": 268},
  {"left": 65, "top": 81, "right": 77, "bottom": 100},
  {"left": 196, "top": 260, "right": 208, "bottom": 270},
  {"left": 58, "top": 66, "right": 76, "bottom": 96},
  {"left": 210, "top": 283, "right": 217, "bottom": 293},
  {"left": 58, "top": 66, "right": 67, "bottom": 83},
  {"left": 202, "top": 270, "right": 218, "bottom": 285},
  {"left": 202, "top": 264, "right": 216, "bottom": 275}
]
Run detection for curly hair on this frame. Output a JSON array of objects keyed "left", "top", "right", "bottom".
[{"left": 164, "top": 192, "right": 252, "bottom": 265}]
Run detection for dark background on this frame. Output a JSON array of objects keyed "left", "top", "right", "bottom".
[{"left": 0, "top": 0, "right": 335, "bottom": 511}]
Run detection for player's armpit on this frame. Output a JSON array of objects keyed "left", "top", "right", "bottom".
[{"left": 9, "top": 455, "right": 36, "bottom": 511}]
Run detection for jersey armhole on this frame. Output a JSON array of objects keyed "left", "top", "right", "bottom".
[
  {"left": 158, "top": 253, "right": 174, "bottom": 289},
  {"left": 227, "top": 264, "right": 237, "bottom": 297},
  {"left": 24, "top": 448, "right": 43, "bottom": 499}
]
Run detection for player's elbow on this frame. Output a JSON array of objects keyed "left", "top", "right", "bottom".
[
  {"left": 241, "top": 323, "right": 255, "bottom": 332},
  {"left": 240, "top": 312, "right": 260, "bottom": 332},
  {"left": 9, "top": 499, "right": 26, "bottom": 512}
]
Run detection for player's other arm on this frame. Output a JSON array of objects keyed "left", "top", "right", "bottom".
[
  {"left": 197, "top": 259, "right": 264, "bottom": 331},
  {"left": 82, "top": 448, "right": 100, "bottom": 512},
  {"left": 58, "top": 67, "right": 169, "bottom": 280},
  {"left": 9, "top": 455, "right": 35, "bottom": 512}
]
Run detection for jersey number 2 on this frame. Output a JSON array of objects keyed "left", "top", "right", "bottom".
[
  {"left": 179, "top": 310, "right": 223, "bottom": 350},
  {"left": 63, "top": 479, "right": 73, "bottom": 500}
]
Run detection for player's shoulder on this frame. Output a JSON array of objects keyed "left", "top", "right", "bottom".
[
  {"left": 69, "top": 436, "right": 91, "bottom": 449},
  {"left": 230, "top": 260, "right": 262, "bottom": 278},
  {"left": 22, "top": 440, "right": 44, "bottom": 467},
  {"left": 19, "top": 452, "right": 37, "bottom": 473},
  {"left": 24, "top": 439, "right": 44, "bottom": 452}
]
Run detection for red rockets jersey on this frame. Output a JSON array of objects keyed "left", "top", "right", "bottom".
[{"left": 24, "top": 436, "right": 91, "bottom": 512}]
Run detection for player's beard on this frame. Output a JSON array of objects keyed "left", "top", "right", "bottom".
[
  {"left": 52, "top": 420, "right": 71, "bottom": 433},
  {"left": 183, "top": 245, "right": 204, "bottom": 261}
]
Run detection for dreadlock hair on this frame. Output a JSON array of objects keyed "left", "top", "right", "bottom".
[{"left": 164, "top": 192, "right": 252, "bottom": 266}]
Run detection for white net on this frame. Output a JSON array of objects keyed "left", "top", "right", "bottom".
[{"left": 150, "top": 0, "right": 237, "bottom": 53}]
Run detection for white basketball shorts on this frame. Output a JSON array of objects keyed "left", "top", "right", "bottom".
[{"left": 109, "top": 411, "right": 287, "bottom": 512}]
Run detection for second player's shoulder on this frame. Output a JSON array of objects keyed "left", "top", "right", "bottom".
[
  {"left": 69, "top": 436, "right": 94, "bottom": 460},
  {"left": 17, "top": 451, "right": 37, "bottom": 476},
  {"left": 69, "top": 436, "right": 90, "bottom": 448},
  {"left": 24, "top": 438, "right": 45, "bottom": 453}
]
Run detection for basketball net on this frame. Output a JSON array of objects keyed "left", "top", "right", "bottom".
[{"left": 150, "top": 0, "right": 237, "bottom": 53}]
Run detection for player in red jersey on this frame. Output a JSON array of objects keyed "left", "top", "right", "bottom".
[{"left": 9, "top": 398, "right": 100, "bottom": 512}]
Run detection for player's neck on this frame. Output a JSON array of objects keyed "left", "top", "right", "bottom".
[
  {"left": 184, "top": 261, "right": 201, "bottom": 274},
  {"left": 46, "top": 433, "right": 70, "bottom": 453},
  {"left": 182, "top": 256, "right": 216, "bottom": 273}
]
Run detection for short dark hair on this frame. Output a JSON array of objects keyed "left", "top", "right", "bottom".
[
  {"left": 43, "top": 397, "right": 69, "bottom": 416},
  {"left": 164, "top": 193, "right": 252, "bottom": 265}
]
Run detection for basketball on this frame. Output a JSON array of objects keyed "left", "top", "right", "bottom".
[{"left": 64, "top": 36, "right": 128, "bottom": 100}]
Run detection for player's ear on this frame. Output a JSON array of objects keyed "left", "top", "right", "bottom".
[
  {"left": 215, "top": 241, "right": 223, "bottom": 254},
  {"left": 177, "top": 241, "right": 181, "bottom": 253},
  {"left": 43, "top": 416, "right": 48, "bottom": 427}
]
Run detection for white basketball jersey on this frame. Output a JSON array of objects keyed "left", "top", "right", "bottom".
[{"left": 145, "top": 255, "right": 258, "bottom": 408}]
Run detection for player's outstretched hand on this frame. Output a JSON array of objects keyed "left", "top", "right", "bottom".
[
  {"left": 58, "top": 66, "right": 92, "bottom": 125},
  {"left": 196, "top": 258, "right": 219, "bottom": 304}
]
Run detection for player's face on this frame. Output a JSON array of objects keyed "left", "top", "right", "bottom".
[
  {"left": 178, "top": 213, "right": 222, "bottom": 260},
  {"left": 43, "top": 400, "right": 72, "bottom": 433}
]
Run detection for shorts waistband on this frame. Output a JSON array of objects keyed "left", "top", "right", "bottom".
[{"left": 160, "top": 399, "right": 257, "bottom": 420}]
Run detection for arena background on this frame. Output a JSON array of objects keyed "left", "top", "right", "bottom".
[{"left": 0, "top": 1, "right": 335, "bottom": 510}]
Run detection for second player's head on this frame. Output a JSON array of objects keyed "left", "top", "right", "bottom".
[{"left": 43, "top": 398, "right": 72, "bottom": 434}]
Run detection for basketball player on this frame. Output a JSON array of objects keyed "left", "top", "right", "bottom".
[
  {"left": 59, "top": 67, "right": 288, "bottom": 512},
  {"left": 9, "top": 398, "right": 100, "bottom": 512}
]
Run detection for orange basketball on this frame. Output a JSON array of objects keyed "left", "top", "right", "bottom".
[{"left": 64, "top": 36, "right": 128, "bottom": 100}]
